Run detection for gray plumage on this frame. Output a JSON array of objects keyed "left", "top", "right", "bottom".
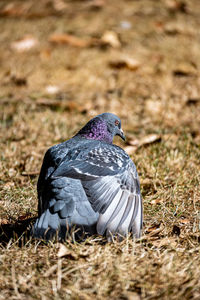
[{"left": 32, "top": 113, "right": 143, "bottom": 240}]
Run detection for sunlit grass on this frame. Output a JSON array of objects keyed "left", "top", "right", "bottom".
[{"left": 1, "top": 0, "right": 200, "bottom": 298}]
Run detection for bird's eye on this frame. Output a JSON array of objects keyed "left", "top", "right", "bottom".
[{"left": 115, "top": 120, "right": 120, "bottom": 126}]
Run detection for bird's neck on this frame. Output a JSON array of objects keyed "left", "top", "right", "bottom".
[{"left": 77, "top": 119, "right": 113, "bottom": 143}]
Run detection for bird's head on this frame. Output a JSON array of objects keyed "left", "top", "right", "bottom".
[{"left": 77, "top": 112, "right": 125, "bottom": 143}]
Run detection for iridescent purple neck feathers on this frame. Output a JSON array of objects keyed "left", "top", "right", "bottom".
[{"left": 77, "top": 118, "right": 113, "bottom": 144}]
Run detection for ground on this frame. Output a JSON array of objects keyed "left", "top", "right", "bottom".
[{"left": 0, "top": 0, "right": 200, "bottom": 299}]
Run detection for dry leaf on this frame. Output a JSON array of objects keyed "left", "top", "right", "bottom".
[
  {"left": 173, "top": 63, "right": 196, "bottom": 77},
  {"left": 49, "top": 33, "right": 90, "bottom": 48},
  {"left": 109, "top": 56, "right": 140, "bottom": 71},
  {"left": 147, "top": 227, "right": 162, "bottom": 237},
  {"left": 139, "top": 134, "right": 161, "bottom": 146},
  {"left": 166, "top": 0, "right": 188, "bottom": 13},
  {"left": 126, "top": 134, "right": 161, "bottom": 151},
  {"left": 127, "top": 139, "right": 140, "bottom": 147},
  {"left": 152, "top": 237, "right": 177, "bottom": 248},
  {"left": 57, "top": 244, "right": 78, "bottom": 260},
  {"left": 179, "top": 218, "right": 190, "bottom": 224},
  {"left": 85, "top": 0, "right": 105, "bottom": 9},
  {"left": 0, "top": 2, "right": 32, "bottom": 17},
  {"left": 125, "top": 292, "right": 141, "bottom": 300},
  {"left": 11, "top": 36, "right": 38, "bottom": 52},
  {"left": 151, "top": 199, "right": 163, "bottom": 205},
  {"left": 122, "top": 57, "right": 141, "bottom": 70},
  {"left": 146, "top": 224, "right": 161, "bottom": 234},
  {"left": 101, "top": 31, "right": 121, "bottom": 48},
  {"left": 57, "top": 244, "right": 68, "bottom": 258},
  {"left": 123, "top": 145, "right": 138, "bottom": 155}
]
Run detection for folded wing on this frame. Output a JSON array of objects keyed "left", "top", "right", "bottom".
[{"left": 52, "top": 142, "right": 143, "bottom": 238}]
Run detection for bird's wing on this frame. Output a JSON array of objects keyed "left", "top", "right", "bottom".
[
  {"left": 52, "top": 143, "right": 142, "bottom": 237},
  {"left": 37, "top": 142, "right": 70, "bottom": 215},
  {"left": 34, "top": 141, "right": 99, "bottom": 239}
]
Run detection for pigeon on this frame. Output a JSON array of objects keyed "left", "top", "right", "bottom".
[{"left": 32, "top": 113, "right": 142, "bottom": 240}]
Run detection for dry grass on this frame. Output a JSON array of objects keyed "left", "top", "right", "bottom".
[{"left": 0, "top": 0, "right": 200, "bottom": 299}]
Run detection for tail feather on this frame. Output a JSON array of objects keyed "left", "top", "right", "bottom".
[{"left": 32, "top": 201, "right": 99, "bottom": 240}]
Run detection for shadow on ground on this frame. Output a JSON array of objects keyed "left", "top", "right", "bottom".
[{"left": 0, "top": 218, "right": 36, "bottom": 246}]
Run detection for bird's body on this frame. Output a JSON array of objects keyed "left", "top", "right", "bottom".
[{"left": 33, "top": 113, "right": 142, "bottom": 240}]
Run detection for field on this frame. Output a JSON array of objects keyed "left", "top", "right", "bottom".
[{"left": 0, "top": 0, "right": 200, "bottom": 299}]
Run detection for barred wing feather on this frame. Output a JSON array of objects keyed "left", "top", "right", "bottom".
[{"left": 52, "top": 143, "right": 142, "bottom": 237}]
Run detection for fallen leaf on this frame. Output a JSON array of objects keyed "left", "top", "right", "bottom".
[
  {"left": 11, "top": 36, "right": 38, "bottom": 52},
  {"left": 109, "top": 56, "right": 140, "bottom": 71},
  {"left": 0, "top": 2, "right": 32, "bottom": 17},
  {"left": 85, "top": 0, "right": 105, "bottom": 9},
  {"left": 151, "top": 199, "right": 163, "bottom": 205},
  {"left": 166, "top": 0, "right": 188, "bottom": 13},
  {"left": 139, "top": 134, "right": 161, "bottom": 146},
  {"left": 179, "top": 218, "right": 190, "bottom": 224},
  {"left": 152, "top": 237, "right": 177, "bottom": 248},
  {"left": 147, "top": 227, "right": 162, "bottom": 237},
  {"left": 127, "top": 134, "right": 161, "bottom": 150},
  {"left": 173, "top": 63, "right": 196, "bottom": 77},
  {"left": 49, "top": 33, "right": 90, "bottom": 48},
  {"left": 57, "top": 244, "right": 78, "bottom": 260},
  {"left": 101, "top": 31, "right": 121, "bottom": 48},
  {"left": 123, "top": 145, "right": 138, "bottom": 155},
  {"left": 124, "top": 292, "right": 141, "bottom": 300},
  {"left": 127, "top": 139, "right": 140, "bottom": 147},
  {"left": 146, "top": 224, "right": 161, "bottom": 236}
]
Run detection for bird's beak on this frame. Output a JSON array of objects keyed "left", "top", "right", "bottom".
[{"left": 117, "top": 128, "right": 126, "bottom": 141}]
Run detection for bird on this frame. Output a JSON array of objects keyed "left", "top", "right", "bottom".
[{"left": 32, "top": 113, "right": 143, "bottom": 240}]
